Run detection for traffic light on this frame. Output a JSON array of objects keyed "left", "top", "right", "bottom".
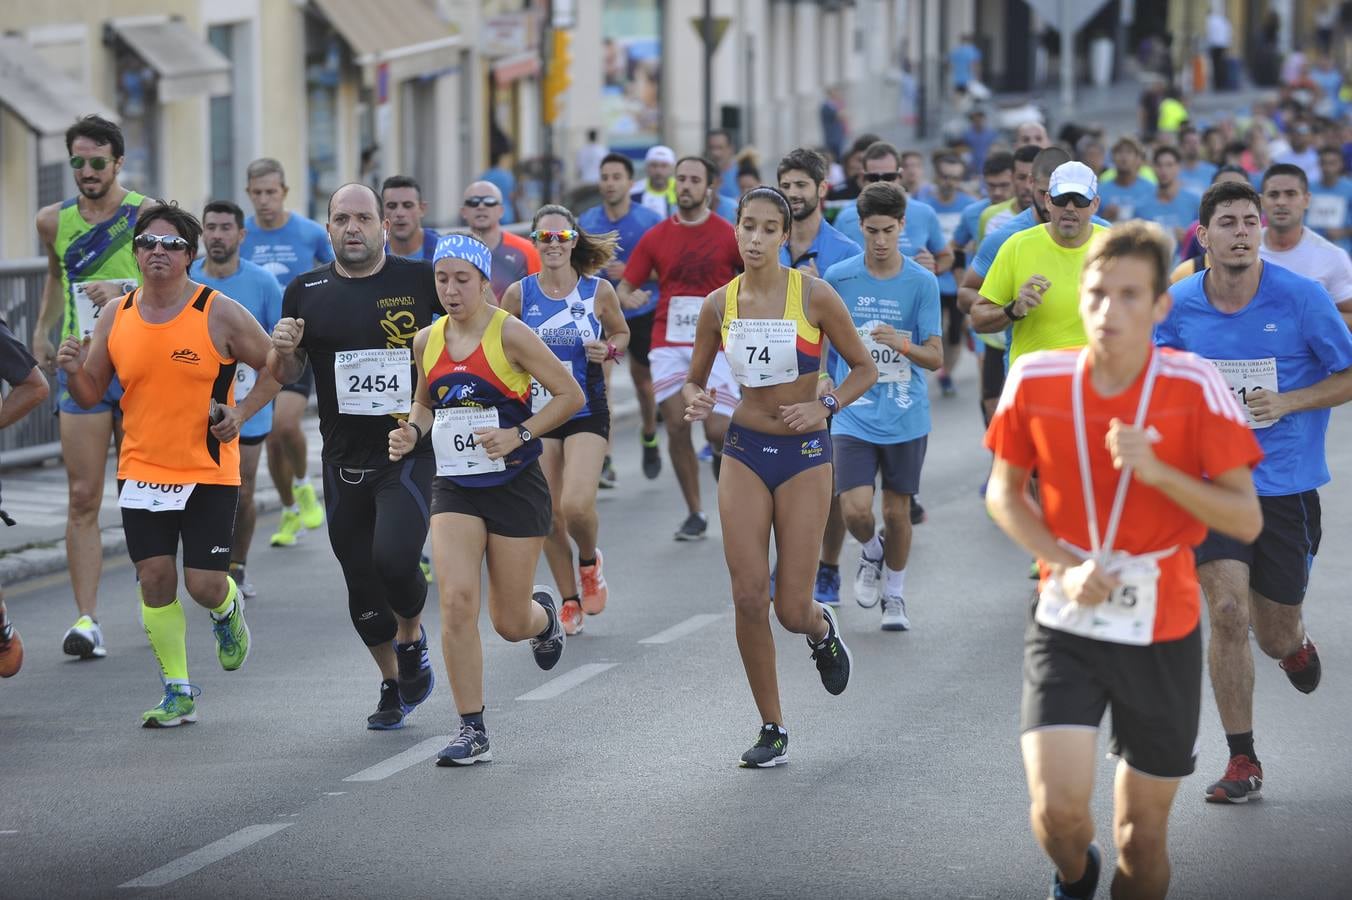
[{"left": 544, "top": 29, "right": 572, "bottom": 125}]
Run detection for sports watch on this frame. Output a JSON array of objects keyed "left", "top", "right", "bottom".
[
  {"left": 516, "top": 425, "right": 534, "bottom": 444},
  {"left": 819, "top": 393, "right": 839, "bottom": 414}
]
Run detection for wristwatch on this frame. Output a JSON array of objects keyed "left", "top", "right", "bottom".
[
  {"left": 819, "top": 393, "right": 839, "bottom": 414},
  {"left": 1003, "top": 304, "right": 1025, "bottom": 322},
  {"left": 516, "top": 425, "right": 534, "bottom": 444}
]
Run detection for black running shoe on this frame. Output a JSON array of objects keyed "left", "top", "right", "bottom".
[
  {"left": 641, "top": 433, "right": 661, "bottom": 480},
  {"left": 394, "top": 626, "right": 435, "bottom": 710},
  {"left": 809, "top": 605, "right": 852, "bottom": 695},
  {"left": 1049, "top": 842, "right": 1101, "bottom": 900},
  {"left": 1279, "top": 634, "right": 1321, "bottom": 694},
  {"left": 674, "top": 512, "right": 708, "bottom": 541},
  {"left": 529, "top": 586, "right": 566, "bottom": 671},
  {"left": 910, "top": 498, "right": 927, "bottom": 525},
  {"left": 367, "top": 678, "right": 408, "bottom": 730},
  {"left": 739, "top": 724, "right": 789, "bottom": 768}
]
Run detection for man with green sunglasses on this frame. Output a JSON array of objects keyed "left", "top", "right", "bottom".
[{"left": 32, "top": 114, "right": 151, "bottom": 664}]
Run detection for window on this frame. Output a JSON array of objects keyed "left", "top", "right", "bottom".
[{"left": 113, "top": 47, "right": 159, "bottom": 196}]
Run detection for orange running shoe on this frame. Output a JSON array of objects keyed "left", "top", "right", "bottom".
[
  {"left": 0, "top": 620, "right": 23, "bottom": 678},
  {"left": 559, "top": 598, "right": 585, "bottom": 636},
  {"left": 579, "top": 549, "right": 609, "bottom": 615}
]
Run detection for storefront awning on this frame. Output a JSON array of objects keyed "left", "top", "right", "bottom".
[
  {"left": 0, "top": 36, "right": 118, "bottom": 159},
  {"left": 105, "top": 17, "right": 231, "bottom": 103},
  {"left": 313, "top": 0, "right": 462, "bottom": 81}
]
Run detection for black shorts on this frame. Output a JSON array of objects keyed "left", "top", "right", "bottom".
[
  {"left": 1194, "top": 490, "right": 1321, "bottom": 605},
  {"left": 281, "top": 361, "right": 314, "bottom": 398},
  {"left": 431, "top": 461, "right": 552, "bottom": 537},
  {"left": 625, "top": 310, "right": 655, "bottom": 368},
  {"left": 1022, "top": 617, "right": 1202, "bottom": 779},
  {"left": 545, "top": 411, "right": 610, "bottom": 441},
  {"left": 122, "top": 484, "right": 240, "bottom": 571},
  {"left": 834, "top": 434, "right": 926, "bottom": 496},
  {"left": 981, "top": 342, "right": 1007, "bottom": 403},
  {"left": 240, "top": 433, "right": 267, "bottom": 447},
  {"left": 940, "top": 294, "right": 964, "bottom": 345}
]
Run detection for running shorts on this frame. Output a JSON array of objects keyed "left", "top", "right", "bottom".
[
  {"left": 545, "top": 411, "right": 610, "bottom": 442},
  {"left": 833, "top": 434, "right": 927, "bottom": 496},
  {"left": 1194, "top": 490, "right": 1321, "bottom": 606},
  {"left": 281, "top": 361, "right": 314, "bottom": 398},
  {"left": 431, "top": 460, "right": 552, "bottom": 537},
  {"left": 122, "top": 484, "right": 239, "bottom": 571},
  {"left": 625, "top": 310, "right": 655, "bottom": 368},
  {"left": 650, "top": 346, "right": 739, "bottom": 414}
]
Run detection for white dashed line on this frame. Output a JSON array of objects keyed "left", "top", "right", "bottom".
[
  {"left": 118, "top": 823, "right": 293, "bottom": 888},
  {"left": 516, "top": 663, "right": 617, "bottom": 701},
  {"left": 638, "top": 613, "right": 723, "bottom": 644},
  {"left": 341, "top": 736, "right": 449, "bottom": 783}
]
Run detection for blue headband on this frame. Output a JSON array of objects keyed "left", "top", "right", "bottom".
[{"left": 433, "top": 234, "right": 492, "bottom": 280}]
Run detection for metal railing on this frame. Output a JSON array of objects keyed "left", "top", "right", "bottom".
[{"left": 0, "top": 257, "right": 61, "bottom": 466}]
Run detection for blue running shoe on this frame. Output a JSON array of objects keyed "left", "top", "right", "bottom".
[
  {"left": 529, "top": 586, "right": 566, "bottom": 671},
  {"left": 436, "top": 722, "right": 492, "bottom": 766},
  {"left": 394, "top": 626, "right": 435, "bottom": 710},
  {"left": 698, "top": 443, "right": 713, "bottom": 462},
  {"left": 814, "top": 565, "right": 841, "bottom": 606},
  {"left": 1049, "top": 842, "right": 1101, "bottom": 900}
]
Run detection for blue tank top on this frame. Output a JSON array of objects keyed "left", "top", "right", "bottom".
[{"left": 519, "top": 274, "right": 608, "bottom": 420}]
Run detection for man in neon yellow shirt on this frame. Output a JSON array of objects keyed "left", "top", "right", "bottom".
[{"left": 972, "top": 161, "right": 1107, "bottom": 364}]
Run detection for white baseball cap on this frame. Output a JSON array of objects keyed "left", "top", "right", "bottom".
[
  {"left": 1049, "top": 161, "right": 1098, "bottom": 201},
  {"left": 645, "top": 145, "right": 676, "bottom": 165}
]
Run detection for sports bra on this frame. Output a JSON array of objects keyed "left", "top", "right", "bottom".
[{"left": 721, "top": 267, "right": 822, "bottom": 387}]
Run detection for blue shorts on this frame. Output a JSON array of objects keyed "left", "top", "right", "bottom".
[
  {"left": 56, "top": 369, "right": 123, "bottom": 416},
  {"left": 722, "top": 422, "right": 831, "bottom": 493},
  {"left": 833, "top": 433, "right": 927, "bottom": 496}
]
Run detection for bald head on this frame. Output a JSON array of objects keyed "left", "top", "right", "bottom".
[
  {"left": 1015, "top": 122, "right": 1050, "bottom": 149},
  {"left": 328, "top": 182, "right": 381, "bottom": 221},
  {"left": 463, "top": 181, "right": 502, "bottom": 203}
]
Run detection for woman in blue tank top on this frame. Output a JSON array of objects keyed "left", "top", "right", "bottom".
[{"left": 502, "top": 205, "right": 628, "bottom": 636}]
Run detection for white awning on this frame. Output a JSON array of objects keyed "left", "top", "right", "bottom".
[
  {"left": 312, "top": 0, "right": 463, "bottom": 82},
  {"left": 0, "top": 36, "right": 117, "bottom": 160},
  {"left": 105, "top": 17, "right": 231, "bottom": 103}
]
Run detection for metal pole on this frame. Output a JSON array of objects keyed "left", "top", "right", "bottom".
[
  {"left": 1060, "top": 0, "right": 1075, "bottom": 112},
  {"left": 542, "top": 4, "right": 554, "bottom": 205},
  {"left": 917, "top": 0, "right": 928, "bottom": 140},
  {"left": 702, "top": 0, "right": 713, "bottom": 142}
]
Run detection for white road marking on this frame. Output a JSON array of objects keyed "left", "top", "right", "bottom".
[
  {"left": 0, "top": 830, "right": 17, "bottom": 835},
  {"left": 638, "top": 613, "right": 722, "bottom": 645},
  {"left": 118, "top": 823, "right": 293, "bottom": 888},
  {"left": 516, "top": 663, "right": 617, "bottom": 701},
  {"left": 341, "top": 736, "right": 449, "bottom": 783}
]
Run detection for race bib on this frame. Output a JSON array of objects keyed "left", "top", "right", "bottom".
[
  {"left": 857, "top": 324, "right": 912, "bottom": 385},
  {"left": 529, "top": 379, "right": 552, "bottom": 414},
  {"left": 118, "top": 480, "right": 196, "bottom": 512},
  {"left": 665, "top": 295, "right": 702, "bottom": 344},
  {"left": 234, "top": 364, "right": 258, "bottom": 401},
  {"left": 1036, "top": 551, "right": 1161, "bottom": 646},
  {"left": 432, "top": 407, "right": 505, "bottom": 477},
  {"left": 1209, "top": 357, "right": 1278, "bottom": 429},
  {"left": 936, "top": 212, "right": 963, "bottom": 244},
  {"left": 1307, "top": 193, "right": 1347, "bottom": 230},
  {"left": 1114, "top": 203, "right": 1136, "bottom": 222},
  {"left": 725, "top": 318, "right": 798, "bottom": 387},
  {"left": 73, "top": 280, "right": 137, "bottom": 336},
  {"left": 335, "top": 349, "right": 411, "bottom": 415}
]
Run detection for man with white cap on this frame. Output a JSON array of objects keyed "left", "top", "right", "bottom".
[
  {"left": 633, "top": 145, "right": 677, "bottom": 217},
  {"left": 973, "top": 161, "right": 1107, "bottom": 365}
]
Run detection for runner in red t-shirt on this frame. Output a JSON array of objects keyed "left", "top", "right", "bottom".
[
  {"left": 984, "top": 221, "right": 1263, "bottom": 900},
  {"left": 618, "top": 156, "right": 742, "bottom": 540}
]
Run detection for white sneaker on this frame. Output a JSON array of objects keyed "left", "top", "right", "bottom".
[
  {"left": 62, "top": 615, "right": 107, "bottom": 659},
  {"left": 854, "top": 550, "right": 883, "bottom": 608},
  {"left": 880, "top": 594, "right": 910, "bottom": 631}
]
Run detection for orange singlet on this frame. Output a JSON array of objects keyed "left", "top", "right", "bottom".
[{"left": 107, "top": 285, "right": 241, "bottom": 485}]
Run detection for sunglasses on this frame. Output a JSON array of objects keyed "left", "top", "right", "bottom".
[
  {"left": 70, "top": 156, "right": 113, "bottom": 171},
  {"left": 1049, "top": 193, "right": 1094, "bottom": 209},
  {"left": 863, "top": 172, "right": 901, "bottom": 183},
  {"left": 530, "top": 229, "right": 578, "bottom": 244},
  {"left": 463, "top": 196, "right": 501, "bottom": 208},
  {"left": 133, "top": 233, "right": 191, "bottom": 252}
]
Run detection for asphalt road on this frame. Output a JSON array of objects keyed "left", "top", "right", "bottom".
[{"left": 2, "top": 361, "right": 1350, "bottom": 899}]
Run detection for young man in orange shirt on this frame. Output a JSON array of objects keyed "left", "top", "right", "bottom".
[{"left": 985, "top": 221, "right": 1263, "bottom": 899}]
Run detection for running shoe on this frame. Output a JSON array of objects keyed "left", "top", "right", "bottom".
[
  {"left": 394, "top": 626, "right": 435, "bottom": 709},
  {"left": 529, "top": 586, "right": 566, "bottom": 671},
  {"left": 1205, "top": 755, "right": 1263, "bottom": 803},
  {"left": 141, "top": 683, "right": 200, "bottom": 728},
  {"left": 436, "top": 722, "right": 492, "bottom": 766},
  {"left": 698, "top": 443, "right": 713, "bottom": 462},
  {"left": 211, "top": 599, "right": 251, "bottom": 672},
  {"left": 814, "top": 565, "right": 842, "bottom": 606},
  {"left": 559, "top": 599, "right": 585, "bottom": 636},
  {"left": 881, "top": 593, "right": 910, "bottom": 631},
  {"left": 270, "top": 508, "right": 303, "bottom": 547},
  {"left": 854, "top": 547, "right": 884, "bottom": 609},
  {"left": 1049, "top": 842, "right": 1101, "bottom": 900},
  {"left": 910, "top": 498, "right": 927, "bottom": 525},
  {"left": 641, "top": 433, "right": 661, "bottom": 480},
  {"left": 62, "top": 615, "right": 107, "bottom": 659},
  {"left": 420, "top": 553, "right": 434, "bottom": 583},
  {"left": 579, "top": 549, "right": 608, "bottom": 615},
  {"left": 809, "top": 604, "right": 852, "bottom": 695},
  {"left": 228, "top": 565, "right": 257, "bottom": 602},
  {"left": 599, "top": 456, "right": 617, "bottom": 489},
  {"left": 674, "top": 512, "right": 708, "bottom": 541},
  {"left": 367, "top": 679, "right": 408, "bottom": 730},
  {"left": 739, "top": 724, "right": 789, "bottom": 768},
  {"left": 295, "top": 481, "right": 325, "bottom": 530},
  {"left": 1279, "top": 634, "right": 1321, "bottom": 694},
  {"left": 1029, "top": 561, "right": 1041, "bottom": 580},
  {"left": 938, "top": 372, "right": 956, "bottom": 398},
  {"left": 0, "top": 620, "right": 23, "bottom": 678}
]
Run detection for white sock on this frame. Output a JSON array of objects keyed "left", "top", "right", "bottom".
[
  {"left": 884, "top": 565, "right": 906, "bottom": 597},
  {"left": 863, "top": 532, "right": 883, "bottom": 559},
  {"left": 293, "top": 476, "right": 309, "bottom": 490},
  {"left": 284, "top": 504, "right": 299, "bottom": 514}
]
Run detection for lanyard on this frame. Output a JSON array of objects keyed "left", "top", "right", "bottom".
[{"left": 1070, "top": 349, "right": 1159, "bottom": 558}]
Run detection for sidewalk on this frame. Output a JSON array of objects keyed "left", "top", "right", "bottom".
[{"left": 0, "top": 375, "right": 638, "bottom": 586}]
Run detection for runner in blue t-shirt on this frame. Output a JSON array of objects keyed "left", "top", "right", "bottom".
[
  {"left": 1156, "top": 180, "right": 1352, "bottom": 806},
  {"left": 1137, "top": 147, "right": 1201, "bottom": 249},
  {"left": 578, "top": 153, "right": 665, "bottom": 480},
  {"left": 824, "top": 182, "right": 942, "bottom": 632},
  {"left": 1307, "top": 146, "right": 1352, "bottom": 253},
  {"left": 192, "top": 200, "right": 285, "bottom": 600},
  {"left": 918, "top": 154, "right": 978, "bottom": 396}
]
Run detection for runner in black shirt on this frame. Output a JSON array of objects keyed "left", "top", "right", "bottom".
[{"left": 268, "top": 183, "right": 438, "bottom": 729}]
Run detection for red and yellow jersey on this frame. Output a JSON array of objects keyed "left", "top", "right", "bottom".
[{"left": 721, "top": 267, "right": 822, "bottom": 376}]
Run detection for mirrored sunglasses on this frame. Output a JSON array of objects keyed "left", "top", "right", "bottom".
[
  {"left": 463, "top": 196, "right": 501, "bottom": 208},
  {"left": 133, "top": 234, "right": 191, "bottom": 252},
  {"left": 530, "top": 229, "right": 578, "bottom": 244}
]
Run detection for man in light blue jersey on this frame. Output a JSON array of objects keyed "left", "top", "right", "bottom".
[
  {"left": 1137, "top": 146, "right": 1201, "bottom": 247},
  {"left": 824, "top": 183, "right": 942, "bottom": 630},
  {"left": 1306, "top": 146, "right": 1352, "bottom": 253},
  {"left": 1158, "top": 179, "right": 1352, "bottom": 805},
  {"left": 192, "top": 200, "right": 284, "bottom": 599},
  {"left": 920, "top": 153, "right": 978, "bottom": 395},
  {"left": 833, "top": 142, "right": 953, "bottom": 279}
]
